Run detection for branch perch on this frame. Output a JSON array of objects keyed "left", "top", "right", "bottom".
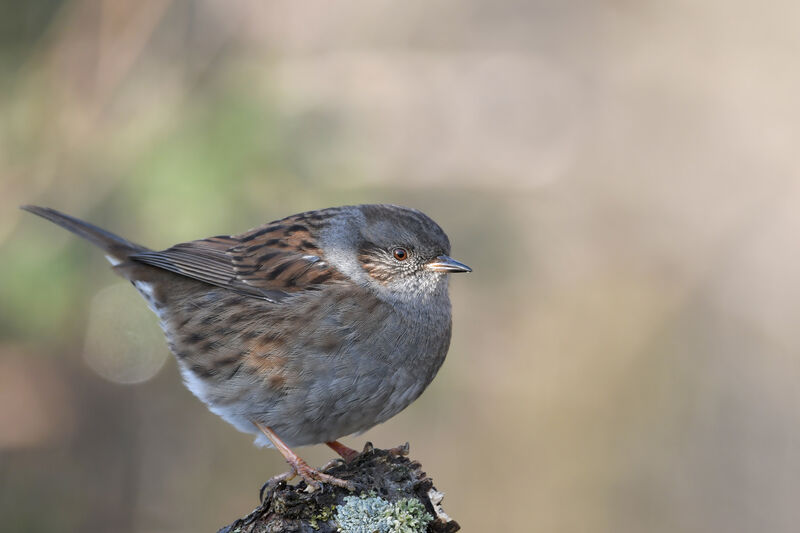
[{"left": 217, "top": 444, "right": 460, "bottom": 533}]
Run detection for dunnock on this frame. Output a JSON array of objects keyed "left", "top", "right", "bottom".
[{"left": 23, "top": 204, "right": 470, "bottom": 489}]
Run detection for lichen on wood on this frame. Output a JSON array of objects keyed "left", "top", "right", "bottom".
[{"left": 217, "top": 444, "right": 460, "bottom": 533}]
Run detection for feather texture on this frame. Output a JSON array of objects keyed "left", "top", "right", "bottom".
[
  {"left": 130, "top": 213, "right": 344, "bottom": 303},
  {"left": 23, "top": 204, "right": 466, "bottom": 450}
]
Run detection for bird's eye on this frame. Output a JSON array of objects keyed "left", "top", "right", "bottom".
[{"left": 393, "top": 248, "right": 408, "bottom": 261}]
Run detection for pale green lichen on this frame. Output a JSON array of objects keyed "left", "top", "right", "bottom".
[
  {"left": 335, "top": 492, "right": 432, "bottom": 533},
  {"left": 310, "top": 505, "right": 336, "bottom": 530}
]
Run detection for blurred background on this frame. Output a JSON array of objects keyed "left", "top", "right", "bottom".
[{"left": 2, "top": 1, "right": 800, "bottom": 531}]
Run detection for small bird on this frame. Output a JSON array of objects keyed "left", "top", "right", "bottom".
[{"left": 23, "top": 204, "right": 470, "bottom": 489}]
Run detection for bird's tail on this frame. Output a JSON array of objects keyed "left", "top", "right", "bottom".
[{"left": 21, "top": 205, "right": 148, "bottom": 263}]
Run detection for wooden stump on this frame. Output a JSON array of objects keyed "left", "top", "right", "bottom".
[{"left": 217, "top": 444, "right": 460, "bottom": 533}]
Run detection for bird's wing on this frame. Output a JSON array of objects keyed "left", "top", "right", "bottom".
[{"left": 129, "top": 215, "right": 340, "bottom": 302}]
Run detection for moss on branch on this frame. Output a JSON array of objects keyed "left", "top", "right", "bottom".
[{"left": 217, "top": 444, "right": 459, "bottom": 533}]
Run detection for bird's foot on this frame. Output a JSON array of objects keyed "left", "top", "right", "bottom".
[
  {"left": 289, "top": 455, "right": 356, "bottom": 492},
  {"left": 259, "top": 470, "right": 295, "bottom": 501},
  {"left": 252, "top": 421, "right": 356, "bottom": 494},
  {"left": 360, "top": 440, "right": 410, "bottom": 457},
  {"left": 387, "top": 441, "right": 410, "bottom": 456},
  {"left": 259, "top": 456, "right": 354, "bottom": 499}
]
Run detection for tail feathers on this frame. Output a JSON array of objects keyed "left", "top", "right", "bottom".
[{"left": 21, "top": 205, "right": 148, "bottom": 261}]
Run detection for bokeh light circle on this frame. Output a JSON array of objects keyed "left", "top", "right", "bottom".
[{"left": 83, "top": 282, "right": 169, "bottom": 384}]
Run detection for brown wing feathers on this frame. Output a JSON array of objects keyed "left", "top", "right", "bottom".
[
  {"left": 23, "top": 205, "right": 341, "bottom": 302},
  {"left": 228, "top": 218, "right": 335, "bottom": 290},
  {"left": 131, "top": 238, "right": 239, "bottom": 287},
  {"left": 129, "top": 216, "right": 340, "bottom": 301}
]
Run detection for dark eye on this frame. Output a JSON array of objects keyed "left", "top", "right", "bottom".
[{"left": 393, "top": 248, "right": 408, "bottom": 261}]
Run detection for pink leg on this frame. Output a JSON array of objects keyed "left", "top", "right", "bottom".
[
  {"left": 253, "top": 420, "right": 355, "bottom": 491},
  {"left": 325, "top": 440, "right": 360, "bottom": 462}
]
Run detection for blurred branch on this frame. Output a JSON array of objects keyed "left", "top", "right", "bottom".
[{"left": 217, "top": 444, "right": 460, "bottom": 533}]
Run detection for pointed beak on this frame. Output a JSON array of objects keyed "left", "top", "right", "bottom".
[{"left": 426, "top": 255, "right": 472, "bottom": 273}]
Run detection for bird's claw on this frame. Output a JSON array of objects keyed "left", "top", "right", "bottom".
[
  {"left": 387, "top": 442, "right": 410, "bottom": 456},
  {"left": 259, "top": 459, "right": 354, "bottom": 498},
  {"left": 360, "top": 440, "right": 409, "bottom": 457},
  {"left": 294, "top": 460, "right": 356, "bottom": 492},
  {"left": 259, "top": 473, "right": 290, "bottom": 502},
  {"left": 319, "top": 457, "right": 346, "bottom": 471}
]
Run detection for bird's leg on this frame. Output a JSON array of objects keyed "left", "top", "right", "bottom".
[
  {"left": 252, "top": 420, "right": 355, "bottom": 491},
  {"left": 325, "top": 440, "right": 360, "bottom": 462}
]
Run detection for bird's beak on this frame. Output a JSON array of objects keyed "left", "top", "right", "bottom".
[{"left": 426, "top": 255, "right": 472, "bottom": 273}]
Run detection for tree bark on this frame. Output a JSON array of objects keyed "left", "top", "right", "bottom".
[{"left": 217, "top": 444, "right": 460, "bottom": 533}]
